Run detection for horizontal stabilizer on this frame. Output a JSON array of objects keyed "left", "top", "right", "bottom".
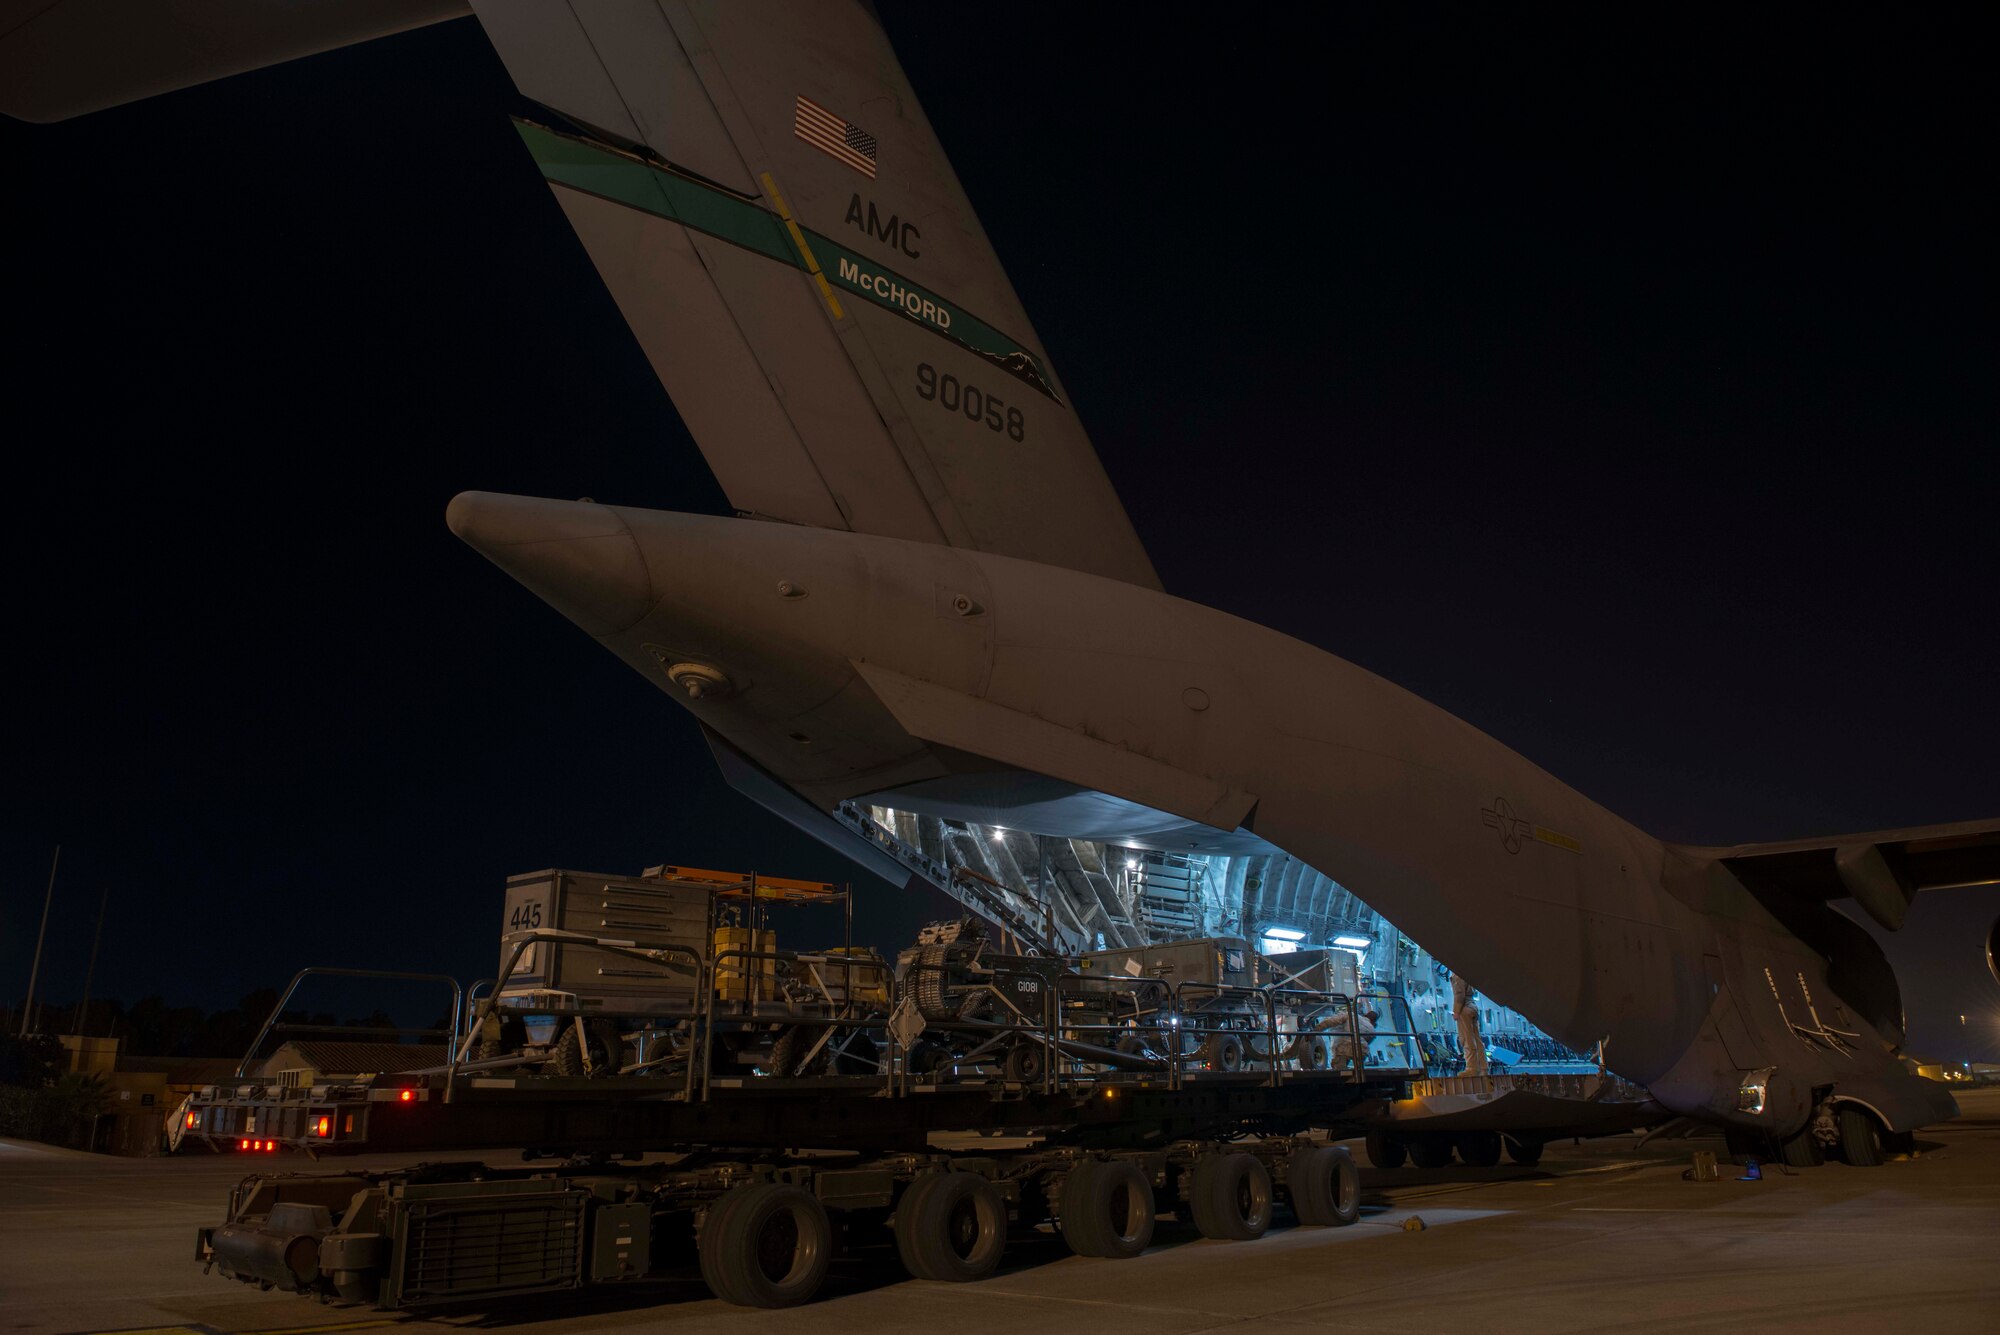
[
  {"left": 854, "top": 662, "right": 1258, "bottom": 833},
  {"left": 0, "top": 0, "right": 470, "bottom": 123},
  {"left": 1708, "top": 816, "right": 2000, "bottom": 930}
]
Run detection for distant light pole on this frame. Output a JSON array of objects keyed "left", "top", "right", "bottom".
[
  {"left": 20, "top": 845, "right": 60, "bottom": 1038},
  {"left": 73, "top": 884, "right": 109, "bottom": 1036}
]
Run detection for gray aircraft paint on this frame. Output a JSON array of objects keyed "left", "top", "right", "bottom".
[
  {"left": 8, "top": 0, "right": 1992, "bottom": 1139},
  {"left": 443, "top": 491, "right": 1980, "bottom": 1134}
]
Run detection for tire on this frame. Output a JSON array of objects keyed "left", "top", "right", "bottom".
[
  {"left": 768, "top": 1025, "right": 815, "bottom": 1078},
  {"left": 1408, "top": 1135, "right": 1455, "bottom": 1169},
  {"left": 895, "top": 1172, "right": 1008, "bottom": 1282},
  {"left": 1288, "top": 1146, "right": 1360, "bottom": 1226},
  {"left": 1205, "top": 1034, "right": 1244, "bottom": 1073},
  {"left": 1777, "top": 1126, "right": 1824, "bottom": 1168},
  {"left": 474, "top": 1012, "right": 526, "bottom": 1063},
  {"left": 1504, "top": 1136, "right": 1544, "bottom": 1166},
  {"left": 1455, "top": 1131, "right": 1503, "bottom": 1168},
  {"left": 1298, "top": 1036, "right": 1331, "bottom": 1070},
  {"left": 1365, "top": 1131, "right": 1407, "bottom": 1170},
  {"left": 1004, "top": 1043, "right": 1047, "bottom": 1083},
  {"left": 905, "top": 1038, "right": 950, "bottom": 1078},
  {"left": 1059, "top": 1159, "right": 1155, "bottom": 1259},
  {"left": 1836, "top": 1105, "right": 1883, "bottom": 1167},
  {"left": 547, "top": 1025, "right": 585, "bottom": 1077},
  {"left": 698, "top": 1183, "right": 833, "bottom": 1308},
  {"left": 1190, "top": 1152, "right": 1273, "bottom": 1240}
]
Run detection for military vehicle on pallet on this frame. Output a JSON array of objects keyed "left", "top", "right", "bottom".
[{"left": 181, "top": 864, "right": 1426, "bottom": 1309}]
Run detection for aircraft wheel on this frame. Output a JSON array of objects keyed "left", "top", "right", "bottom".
[
  {"left": 1365, "top": 1130, "right": 1408, "bottom": 1169},
  {"left": 1408, "top": 1135, "right": 1456, "bottom": 1169},
  {"left": 1836, "top": 1106, "right": 1884, "bottom": 1167},
  {"left": 1287, "top": 1145, "right": 1360, "bottom": 1226},
  {"left": 895, "top": 1172, "right": 1007, "bottom": 1282},
  {"left": 1455, "top": 1131, "right": 1503, "bottom": 1167},
  {"left": 1190, "top": 1152, "right": 1273, "bottom": 1240},
  {"left": 1503, "top": 1136, "right": 1544, "bottom": 1166},
  {"left": 698, "top": 1183, "right": 832, "bottom": 1308},
  {"left": 1777, "top": 1126, "right": 1824, "bottom": 1168},
  {"left": 1060, "top": 1159, "right": 1155, "bottom": 1258}
]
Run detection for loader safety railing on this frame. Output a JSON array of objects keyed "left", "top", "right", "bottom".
[
  {"left": 700, "top": 944, "right": 894, "bottom": 1100},
  {"left": 457, "top": 929, "right": 711, "bottom": 1101},
  {"left": 202, "top": 933, "right": 1421, "bottom": 1144},
  {"left": 236, "top": 967, "right": 465, "bottom": 1086},
  {"left": 1351, "top": 990, "right": 1428, "bottom": 1080}
]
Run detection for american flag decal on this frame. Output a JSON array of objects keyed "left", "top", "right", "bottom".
[{"left": 794, "top": 95, "right": 878, "bottom": 178}]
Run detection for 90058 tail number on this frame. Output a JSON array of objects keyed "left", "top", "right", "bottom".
[{"left": 915, "top": 362, "right": 1025, "bottom": 441}]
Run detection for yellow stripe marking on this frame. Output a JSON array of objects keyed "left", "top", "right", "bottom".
[
  {"left": 760, "top": 171, "right": 844, "bottom": 319},
  {"left": 1532, "top": 826, "right": 1583, "bottom": 854}
]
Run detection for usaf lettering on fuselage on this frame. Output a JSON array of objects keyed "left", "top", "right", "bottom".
[{"left": 845, "top": 193, "right": 920, "bottom": 258}]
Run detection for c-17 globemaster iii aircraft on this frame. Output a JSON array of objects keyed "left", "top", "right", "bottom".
[{"left": 10, "top": 1, "right": 1994, "bottom": 1164}]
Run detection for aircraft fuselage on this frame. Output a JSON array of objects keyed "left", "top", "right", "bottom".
[{"left": 449, "top": 492, "right": 1957, "bottom": 1137}]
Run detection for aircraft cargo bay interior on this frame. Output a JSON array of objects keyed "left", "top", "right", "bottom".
[{"left": 840, "top": 797, "right": 1601, "bottom": 1078}]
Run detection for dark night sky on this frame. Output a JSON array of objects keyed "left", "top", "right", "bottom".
[{"left": 6, "top": 6, "right": 1996, "bottom": 1061}]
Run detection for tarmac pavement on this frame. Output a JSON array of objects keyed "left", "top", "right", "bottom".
[{"left": 3, "top": 1088, "right": 1997, "bottom": 1335}]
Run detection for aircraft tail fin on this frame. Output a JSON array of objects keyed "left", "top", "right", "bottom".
[
  {"left": 470, "top": 0, "right": 1161, "bottom": 589},
  {"left": 1702, "top": 816, "right": 2000, "bottom": 931},
  {"left": 0, "top": 0, "right": 470, "bottom": 124}
]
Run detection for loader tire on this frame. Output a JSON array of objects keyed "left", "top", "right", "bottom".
[
  {"left": 895, "top": 1172, "right": 1007, "bottom": 1282},
  {"left": 1059, "top": 1159, "right": 1154, "bottom": 1259},
  {"left": 1190, "top": 1152, "right": 1273, "bottom": 1240},
  {"left": 698, "top": 1183, "right": 831, "bottom": 1308},
  {"left": 1288, "top": 1145, "right": 1359, "bottom": 1226}
]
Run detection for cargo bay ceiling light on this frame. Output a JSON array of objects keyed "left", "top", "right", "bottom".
[
  {"left": 1332, "top": 935, "right": 1372, "bottom": 949},
  {"left": 1262, "top": 927, "right": 1307, "bottom": 941}
]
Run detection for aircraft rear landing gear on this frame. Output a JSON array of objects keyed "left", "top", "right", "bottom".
[
  {"left": 1365, "top": 1131, "right": 1407, "bottom": 1169},
  {"left": 1836, "top": 1106, "right": 1884, "bottom": 1167},
  {"left": 1407, "top": 1134, "right": 1455, "bottom": 1168},
  {"left": 1777, "top": 1126, "right": 1824, "bottom": 1167}
]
